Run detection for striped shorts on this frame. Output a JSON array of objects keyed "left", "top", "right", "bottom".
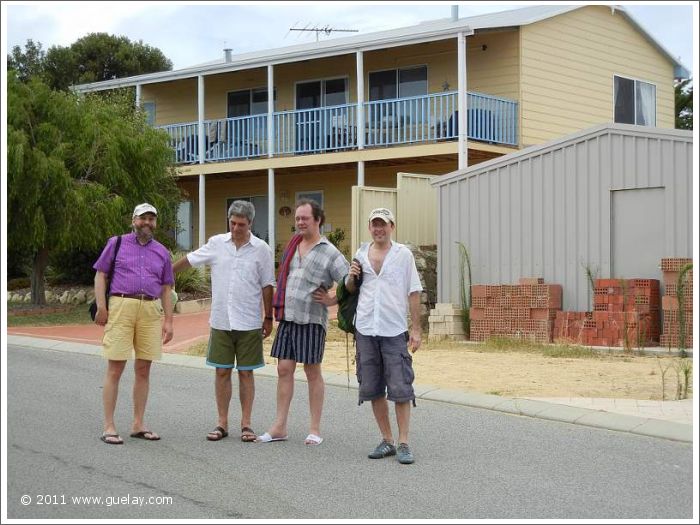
[{"left": 271, "top": 321, "right": 326, "bottom": 364}]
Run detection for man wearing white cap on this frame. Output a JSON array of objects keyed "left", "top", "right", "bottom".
[
  {"left": 93, "top": 203, "right": 175, "bottom": 445},
  {"left": 344, "top": 207, "right": 422, "bottom": 464}
]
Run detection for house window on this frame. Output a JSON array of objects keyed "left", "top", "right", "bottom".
[
  {"left": 614, "top": 76, "right": 656, "bottom": 126},
  {"left": 295, "top": 190, "right": 324, "bottom": 209},
  {"left": 369, "top": 66, "right": 427, "bottom": 101},
  {"left": 227, "top": 88, "right": 275, "bottom": 118},
  {"left": 142, "top": 101, "right": 156, "bottom": 125},
  {"left": 295, "top": 78, "right": 348, "bottom": 109}
]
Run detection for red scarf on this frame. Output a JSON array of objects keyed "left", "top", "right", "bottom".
[{"left": 273, "top": 234, "right": 303, "bottom": 322}]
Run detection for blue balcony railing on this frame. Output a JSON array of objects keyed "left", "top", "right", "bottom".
[{"left": 159, "top": 91, "right": 517, "bottom": 164}]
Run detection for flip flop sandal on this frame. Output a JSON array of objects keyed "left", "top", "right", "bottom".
[
  {"left": 206, "top": 426, "right": 229, "bottom": 441},
  {"left": 240, "top": 427, "right": 257, "bottom": 442},
  {"left": 100, "top": 433, "right": 124, "bottom": 445},
  {"left": 130, "top": 430, "right": 161, "bottom": 441}
]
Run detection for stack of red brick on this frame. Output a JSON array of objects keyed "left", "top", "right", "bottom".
[
  {"left": 470, "top": 278, "right": 562, "bottom": 343},
  {"left": 660, "top": 258, "right": 693, "bottom": 348},
  {"left": 553, "top": 279, "right": 660, "bottom": 347}
]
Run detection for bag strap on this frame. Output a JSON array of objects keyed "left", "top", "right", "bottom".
[{"left": 105, "top": 235, "right": 123, "bottom": 295}]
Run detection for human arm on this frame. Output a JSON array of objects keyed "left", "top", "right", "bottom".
[
  {"left": 172, "top": 256, "right": 192, "bottom": 273},
  {"left": 94, "top": 271, "right": 109, "bottom": 326},
  {"left": 262, "top": 285, "right": 273, "bottom": 338},
  {"left": 408, "top": 291, "right": 422, "bottom": 353},
  {"left": 160, "top": 283, "right": 174, "bottom": 344},
  {"left": 312, "top": 286, "right": 338, "bottom": 306},
  {"left": 344, "top": 259, "right": 362, "bottom": 294}
]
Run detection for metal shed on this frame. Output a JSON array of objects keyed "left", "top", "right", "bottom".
[{"left": 432, "top": 123, "right": 693, "bottom": 311}]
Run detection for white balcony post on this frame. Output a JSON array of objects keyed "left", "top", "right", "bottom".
[
  {"left": 267, "top": 65, "right": 274, "bottom": 158},
  {"left": 267, "top": 66, "right": 275, "bottom": 252},
  {"left": 357, "top": 161, "right": 365, "bottom": 187},
  {"left": 457, "top": 32, "right": 468, "bottom": 170},
  {"left": 198, "top": 75, "right": 205, "bottom": 165},
  {"left": 268, "top": 168, "right": 275, "bottom": 252},
  {"left": 198, "top": 174, "right": 206, "bottom": 247},
  {"left": 356, "top": 51, "right": 365, "bottom": 151},
  {"left": 135, "top": 84, "right": 141, "bottom": 109}
]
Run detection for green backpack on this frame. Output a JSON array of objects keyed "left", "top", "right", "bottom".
[{"left": 336, "top": 266, "right": 363, "bottom": 334}]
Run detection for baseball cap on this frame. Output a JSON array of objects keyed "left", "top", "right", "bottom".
[
  {"left": 368, "top": 207, "right": 395, "bottom": 224},
  {"left": 133, "top": 203, "right": 158, "bottom": 217}
]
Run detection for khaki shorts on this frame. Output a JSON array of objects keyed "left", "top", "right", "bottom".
[
  {"left": 102, "top": 296, "right": 163, "bottom": 361},
  {"left": 207, "top": 328, "right": 264, "bottom": 369}
]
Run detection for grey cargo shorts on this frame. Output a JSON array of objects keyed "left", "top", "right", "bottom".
[{"left": 355, "top": 331, "right": 416, "bottom": 405}]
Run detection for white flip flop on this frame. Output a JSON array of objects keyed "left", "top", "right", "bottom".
[
  {"left": 304, "top": 433, "right": 323, "bottom": 445},
  {"left": 255, "top": 432, "right": 288, "bottom": 443}
]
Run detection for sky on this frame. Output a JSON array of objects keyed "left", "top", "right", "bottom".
[{"left": 2, "top": 1, "right": 697, "bottom": 78}]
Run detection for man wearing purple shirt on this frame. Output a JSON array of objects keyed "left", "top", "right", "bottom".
[{"left": 93, "top": 203, "right": 175, "bottom": 445}]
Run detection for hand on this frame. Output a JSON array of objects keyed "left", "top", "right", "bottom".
[
  {"left": 312, "top": 286, "right": 336, "bottom": 306},
  {"left": 95, "top": 307, "right": 109, "bottom": 326},
  {"left": 409, "top": 328, "right": 422, "bottom": 353},
  {"left": 162, "top": 319, "right": 174, "bottom": 344},
  {"left": 262, "top": 317, "right": 273, "bottom": 339},
  {"left": 348, "top": 260, "right": 362, "bottom": 280}
]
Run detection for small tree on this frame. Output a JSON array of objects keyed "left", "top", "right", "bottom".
[
  {"left": 675, "top": 78, "right": 693, "bottom": 130},
  {"left": 7, "top": 72, "right": 181, "bottom": 304}
]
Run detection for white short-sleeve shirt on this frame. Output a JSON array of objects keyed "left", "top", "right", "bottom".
[
  {"left": 353, "top": 240, "right": 423, "bottom": 337},
  {"left": 187, "top": 233, "right": 275, "bottom": 331}
]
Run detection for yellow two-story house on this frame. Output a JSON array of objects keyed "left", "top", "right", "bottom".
[{"left": 74, "top": 4, "right": 688, "bottom": 255}]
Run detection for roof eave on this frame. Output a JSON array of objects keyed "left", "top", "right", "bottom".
[{"left": 73, "top": 24, "right": 475, "bottom": 93}]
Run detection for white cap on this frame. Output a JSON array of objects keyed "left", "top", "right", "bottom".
[
  {"left": 368, "top": 207, "right": 395, "bottom": 224},
  {"left": 133, "top": 203, "right": 158, "bottom": 217}
]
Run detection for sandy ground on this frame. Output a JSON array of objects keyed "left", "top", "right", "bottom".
[{"left": 260, "top": 338, "right": 693, "bottom": 401}]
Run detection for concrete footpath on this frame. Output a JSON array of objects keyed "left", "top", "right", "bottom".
[{"left": 6, "top": 334, "right": 694, "bottom": 444}]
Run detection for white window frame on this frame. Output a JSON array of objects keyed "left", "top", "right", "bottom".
[{"left": 613, "top": 74, "right": 657, "bottom": 126}]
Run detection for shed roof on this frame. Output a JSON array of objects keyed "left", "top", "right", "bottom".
[{"left": 431, "top": 123, "right": 694, "bottom": 188}]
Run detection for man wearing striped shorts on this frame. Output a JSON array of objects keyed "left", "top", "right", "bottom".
[{"left": 257, "top": 199, "right": 349, "bottom": 446}]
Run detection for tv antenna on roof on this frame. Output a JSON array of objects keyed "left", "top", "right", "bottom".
[{"left": 288, "top": 23, "right": 359, "bottom": 42}]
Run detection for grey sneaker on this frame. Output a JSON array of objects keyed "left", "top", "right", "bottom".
[
  {"left": 397, "top": 443, "right": 414, "bottom": 464},
  {"left": 368, "top": 439, "right": 396, "bottom": 459}
]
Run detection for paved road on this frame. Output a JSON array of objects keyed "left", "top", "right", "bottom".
[{"left": 5, "top": 345, "right": 693, "bottom": 519}]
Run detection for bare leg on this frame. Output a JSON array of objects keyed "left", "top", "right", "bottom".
[
  {"left": 304, "top": 363, "right": 324, "bottom": 437},
  {"left": 238, "top": 370, "right": 254, "bottom": 430},
  {"left": 213, "top": 367, "right": 233, "bottom": 431},
  {"left": 132, "top": 358, "right": 156, "bottom": 437},
  {"left": 395, "top": 401, "right": 411, "bottom": 444},
  {"left": 266, "top": 359, "right": 296, "bottom": 437},
  {"left": 103, "top": 360, "right": 126, "bottom": 435},
  {"left": 371, "top": 396, "right": 394, "bottom": 443}
]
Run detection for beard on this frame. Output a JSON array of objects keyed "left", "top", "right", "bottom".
[{"left": 133, "top": 225, "right": 154, "bottom": 242}]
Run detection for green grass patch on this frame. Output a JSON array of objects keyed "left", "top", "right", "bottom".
[{"left": 7, "top": 302, "right": 94, "bottom": 326}]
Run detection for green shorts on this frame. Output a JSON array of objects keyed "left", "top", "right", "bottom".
[{"left": 206, "top": 328, "right": 264, "bottom": 370}]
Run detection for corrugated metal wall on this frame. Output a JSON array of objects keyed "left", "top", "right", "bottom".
[{"left": 434, "top": 124, "right": 693, "bottom": 310}]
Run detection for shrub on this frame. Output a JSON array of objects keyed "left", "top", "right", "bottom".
[{"left": 171, "top": 252, "right": 210, "bottom": 294}]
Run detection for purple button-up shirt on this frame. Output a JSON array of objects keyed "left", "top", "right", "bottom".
[{"left": 93, "top": 233, "right": 174, "bottom": 298}]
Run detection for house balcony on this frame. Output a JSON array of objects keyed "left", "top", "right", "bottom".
[{"left": 159, "top": 91, "right": 518, "bottom": 165}]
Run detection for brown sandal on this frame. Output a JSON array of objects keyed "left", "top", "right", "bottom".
[
  {"left": 206, "top": 426, "right": 228, "bottom": 441},
  {"left": 241, "top": 426, "right": 256, "bottom": 442}
]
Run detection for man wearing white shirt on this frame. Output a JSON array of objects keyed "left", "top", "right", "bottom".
[
  {"left": 173, "top": 200, "right": 275, "bottom": 443},
  {"left": 345, "top": 207, "right": 422, "bottom": 465}
]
